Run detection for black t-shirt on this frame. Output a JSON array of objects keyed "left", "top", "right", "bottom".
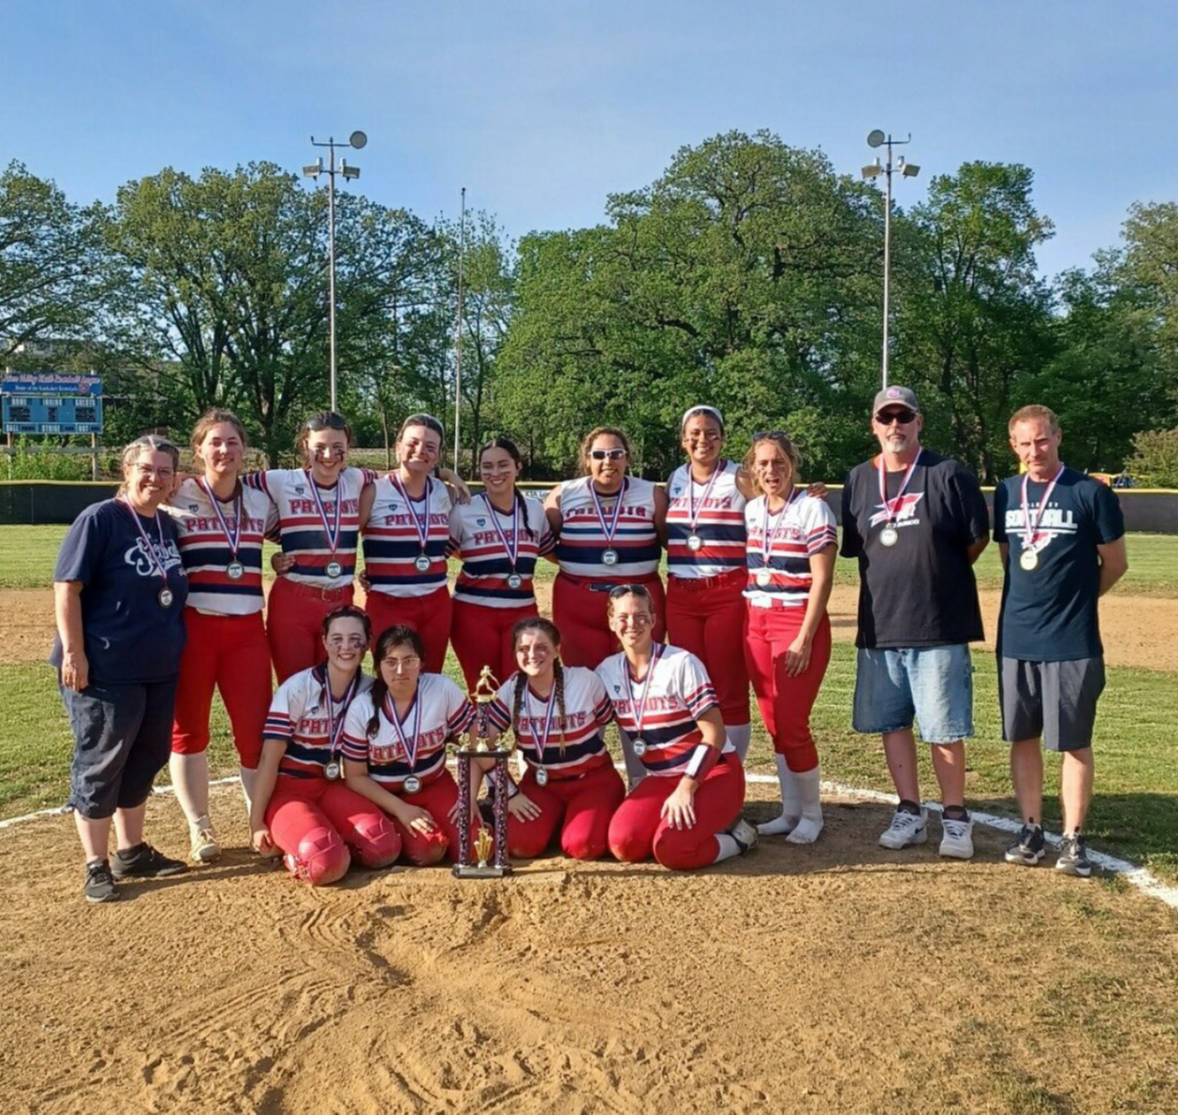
[
  {"left": 994, "top": 468, "right": 1125, "bottom": 661},
  {"left": 840, "top": 449, "right": 989, "bottom": 649},
  {"left": 50, "top": 498, "right": 189, "bottom": 684}
]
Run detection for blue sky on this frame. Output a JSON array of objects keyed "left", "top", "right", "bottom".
[{"left": 5, "top": 1, "right": 1175, "bottom": 278}]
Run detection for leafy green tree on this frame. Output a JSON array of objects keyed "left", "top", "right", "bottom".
[{"left": 1124, "top": 429, "right": 1177, "bottom": 487}]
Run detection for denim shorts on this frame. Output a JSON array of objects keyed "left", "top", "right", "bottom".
[{"left": 853, "top": 645, "right": 974, "bottom": 743}]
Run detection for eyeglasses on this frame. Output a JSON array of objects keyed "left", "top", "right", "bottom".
[
  {"left": 326, "top": 635, "right": 367, "bottom": 649},
  {"left": 382, "top": 655, "right": 421, "bottom": 671},
  {"left": 590, "top": 448, "right": 627, "bottom": 461},
  {"left": 875, "top": 410, "right": 917, "bottom": 426},
  {"left": 752, "top": 430, "right": 789, "bottom": 441},
  {"left": 607, "top": 583, "right": 652, "bottom": 600},
  {"left": 305, "top": 412, "right": 349, "bottom": 432},
  {"left": 134, "top": 465, "right": 175, "bottom": 479}
]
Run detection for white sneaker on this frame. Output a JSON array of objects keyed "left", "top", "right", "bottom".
[
  {"left": 939, "top": 816, "right": 975, "bottom": 860},
  {"left": 189, "top": 820, "right": 221, "bottom": 863},
  {"left": 728, "top": 818, "right": 759, "bottom": 854},
  {"left": 879, "top": 808, "right": 928, "bottom": 849}
]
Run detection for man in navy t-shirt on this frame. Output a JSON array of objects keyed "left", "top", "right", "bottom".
[{"left": 994, "top": 405, "right": 1127, "bottom": 878}]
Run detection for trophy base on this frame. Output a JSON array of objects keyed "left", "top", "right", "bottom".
[{"left": 452, "top": 863, "right": 513, "bottom": 879}]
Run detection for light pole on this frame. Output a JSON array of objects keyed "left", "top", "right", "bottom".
[
  {"left": 304, "top": 130, "right": 367, "bottom": 412},
  {"left": 862, "top": 129, "right": 919, "bottom": 390},
  {"left": 454, "top": 186, "right": 466, "bottom": 469}
]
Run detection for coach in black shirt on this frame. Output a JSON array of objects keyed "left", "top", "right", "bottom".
[{"left": 840, "top": 386, "right": 990, "bottom": 859}]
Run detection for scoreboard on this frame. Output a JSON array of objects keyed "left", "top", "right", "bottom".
[{"left": 1, "top": 373, "right": 104, "bottom": 435}]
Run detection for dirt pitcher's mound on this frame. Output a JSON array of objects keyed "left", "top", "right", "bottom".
[{"left": 1, "top": 787, "right": 1174, "bottom": 1115}]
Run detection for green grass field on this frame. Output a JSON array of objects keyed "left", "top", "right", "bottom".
[{"left": 2, "top": 526, "right": 1174, "bottom": 881}]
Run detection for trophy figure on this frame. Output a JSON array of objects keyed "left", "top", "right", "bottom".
[{"left": 453, "top": 666, "right": 513, "bottom": 878}]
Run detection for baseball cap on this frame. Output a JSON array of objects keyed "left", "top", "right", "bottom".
[{"left": 872, "top": 385, "right": 920, "bottom": 416}]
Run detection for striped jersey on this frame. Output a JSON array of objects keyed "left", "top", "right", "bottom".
[
  {"left": 263, "top": 666, "right": 373, "bottom": 781},
  {"left": 485, "top": 666, "right": 614, "bottom": 780},
  {"left": 450, "top": 494, "right": 556, "bottom": 608},
  {"left": 246, "top": 468, "right": 370, "bottom": 590},
  {"left": 166, "top": 479, "right": 275, "bottom": 615},
  {"left": 363, "top": 475, "right": 454, "bottom": 599},
  {"left": 341, "top": 674, "right": 476, "bottom": 791},
  {"left": 595, "top": 645, "right": 728, "bottom": 778},
  {"left": 665, "top": 461, "right": 747, "bottom": 580},
  {"left": 744, "top": 492, "right": 837, "bottom": 608},
  {"left": 555, "top": 476, "right": 661, "bottom": 579}
]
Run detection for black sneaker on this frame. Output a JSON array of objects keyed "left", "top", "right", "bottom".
[
  {"left": 1004, "top": 824, "right": 1046, "bottom": 867},
  {"left": 84, "top": 859, "right": 119, "bottom": 903},
  {"left": 1055, "top": 834, "right": 1093, "bottom": 878},
  {"left": 111, "top": 843, "right": 188, "bottom": 880}
]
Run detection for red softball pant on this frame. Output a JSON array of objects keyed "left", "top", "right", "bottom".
[
  {"left": 365, "top": 586, "right": 453, "bottom": 675},
  {"left": 266, "top": 776, "right": 401, "bottom": 880},
  {"left": 666, "top": 571, "right": 750, "bottom": 726},
  {"left": 451, "top": 599, "right": 539, "bottom": 693},
  {"left": 505, "top": 760, "right": 626, "bottom": 861},
  {"left": 607, "top": 753, "right": 745, "bottom": 870},
  {"left": 382, "top": 769, "right": 490, "bottom": 867},
  {"left": 267, "top": 577, "right": 355, "bottom": 684},
  {"left": 552, "top": 573, "right": 666, "bottom": 669},
  {"left": 171, "top": 609, "right": 272, "bottom": 767},
  {"left": 743, "top": 605, "right": 831, "bottom": 772}
]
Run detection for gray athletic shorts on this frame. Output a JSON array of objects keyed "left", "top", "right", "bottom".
[{"left": 998, "top": 656, "right": 1105, "bottom": 752}]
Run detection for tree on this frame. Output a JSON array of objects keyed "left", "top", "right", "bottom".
[
  {"left": 1124, "top": 429, "right": 1177, "bottom": 487},
  {"left": 0, "top": 162, "right": 108, "bottom": 357}
]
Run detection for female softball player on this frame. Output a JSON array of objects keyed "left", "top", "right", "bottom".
[
  {"left": 544, "top": 428, "right": 668, "bottom": 669},
  {"left": 360, "top": 415, "right": 455, "bottom": 674},
  {"left": 249, "top": 606, "right": 400, "bottom": 886},
  {"left": 597, "top": 585, "right": 757, "bottom": 870},
  {"left": 341, "top": 625, "right": 483, "bottom": 866},
  {"left": 478, "top": 617, "right": 623, "bottom": 860},
  {"left": 166, "top": 409, "right": 276, "bottom": 862},
  {"left": 449, "top": 438, "right": 556, "bottom": 692},
  {"left": 743, "top": 432, "right": 836, "bottom": 844}
]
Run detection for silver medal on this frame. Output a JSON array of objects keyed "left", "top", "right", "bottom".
[
  {"left": 414, "top": 553, "right": 431, "bottom": 573},
  {"left": 507, "top": 572, "right": 523, "bottom": 590},
  {"left": 686, "top": 534, "right": 703, "bottom": 552},
  {"left": 226, "top": 560, "right": 245, "bottom": 581},
  {"left": 601, "top": 548, "right": 619, "bottom": 566},
  {"left": 1020, "top": 549, "right": 1039, "bottom": 571},
  {"left": 324, "top": 759, "right": 342, "bottom": 781},
  {"left": 880, "top": 526, "right": 899, "bottom": 548},
  {"left": 632, "top": 737, "right": 647, "bottom": 757},
  {"left": 158, "top": 588, "right": 174, "bottom": 608},
  {"left": 535, "top": 768, "right": 549, "bottom": 787},
  {"left": 404, "top": 775, "right": 422, "bottom": 794},
  {"left": 755, "top": 568, "right": 773, "bottom": 587},
  {"left": 325, "top": 560, "right": 343, "bottom": 579}
]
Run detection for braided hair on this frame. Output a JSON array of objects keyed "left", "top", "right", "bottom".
[
  {"left": 479, "top": 436, "right": 536, "bottom": 542},
  {"left": 366, "top": 625, "right": 426, "bottom": 739},
  {"left": 510, "top": 617, "right": 568, "bottom": 756}
]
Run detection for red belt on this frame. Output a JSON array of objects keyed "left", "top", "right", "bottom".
[
  {"left": 281, "top": 577, "right": 354, "bottom": 603},
  {"left": 668, "top": 567, "right": 746, "bottom": 592},
  {"left": 559, "top": 571, "right": 662, "bottom": 593}
]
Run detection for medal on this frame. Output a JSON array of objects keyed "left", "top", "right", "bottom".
[
  {"left": 523, "top": 682, "right": 561, "bottom": 789},
  {"left": 306, "top": 468, "right": 344, "bottom": 578},
  {"left": 684, "top": 464, "right": 722, "bottom": 554},
  {"left": 321, "top": 666, "right": 360, "bottom": 783},
  {"left": 121, "top": 499, "right": 176, "bottom": 608},
  {"left": 507, "top": 573, "right": 523, "bottom": 590},
  {"left": 589, "top": 478, "right": 627, "bottom": 570},
  {"left": 755, "top": 568, "right": 773, "bottom": 587},
  {"left": 198, "top": 477, "right": 246, "bottom": 583},
  {"left": 226, "top": 560, "right": 245, "bottom": 580},
  {"left": 1019, "top": 465, "right": 1064, "bottom": 572},
  {"left": 324, "top": 760, "right": 342, "bottom": 781},
  {"left": 158, "top": 588, "right": 174, "bottom": 608},
  {"left": 626, "top": 645, "right": 663, "bottom": 762},
  {"left": 384, "top": 687, "right": 424, "bottom": 795},
  {"left": 414, "top": 553, "right": 432, "bottom": 573},
  {"left": 404, "top": 775, "right": 422, "bottom": 795},
  {"left": 535, "top": 769, "right": 549, "bottom": 787},
  {"left": 482, "top": 493, "right": 524, "bottom": 591},
  {"left": 392, "top": 473, "right": 436, "bottom": 576},
  {"left": 632, "top": 738, "right": 647, "bottom": 757},
  {"left": 686, "top": 534, "right": 703, "bottom": 552},
  {"left": 325, "top": 560, "right": 343, "bottom": 579},
  {"left": 876, "top": 450, "right": 923, "bottom": 547},
  {"left": 756, "top": 488, "right": 802, "bottom": 589},
  {"left": 1020, "top": 549, "right": 1039, "bottom": 571},
  {"left": 880, "top": 527, "right": 899, "bottom": 548}
]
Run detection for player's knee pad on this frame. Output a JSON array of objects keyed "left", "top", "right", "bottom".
[
  {"left": 352, "top": 814, "right": 401, "bottom": 868},
  {"left": 285, "top": 825, "right": 349, "bottom": 886}
]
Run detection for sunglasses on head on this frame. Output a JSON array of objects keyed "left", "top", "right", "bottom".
[
  {"left": 590, "top": 448, "right": 627, "bottom": 461},
  {"left": 607, "top": 583, "right": 652, "bottom": 600},
  {"left": 305, "top": 412, "right": 349, "bottom": 432},
  {"left": 875, "top": 409, "right": 917, "bottom": 425},
  {"left": 753, "top": 430, "right": 789, "bottom": 440}
]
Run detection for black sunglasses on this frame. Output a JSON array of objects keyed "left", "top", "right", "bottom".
[
  {"left": 305, "top": 412, "right": 350, "bottom": 432},
  {"left": 875, "top": 410, "right": 917, "bottom": 425},
  {"left": 752, "top": 430, "right": 790, "bottom": 440},
  {"left": 607, "top": 583, "right": 652, "bottom": 599}
]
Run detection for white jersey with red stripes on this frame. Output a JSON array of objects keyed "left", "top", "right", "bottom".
[
  {"left": 595, "top": 645, "right": 728, "bottom": 778},
  {"left": 485, "top": 666, "right": 614, "bottom": 780},
  {"left": 555, "top": 476, "right": 661, "bottom": 579},
  {"left": 166, "top": 479, "right": 276, "bottom": 614},
  {"left": 744, "top": 492, "right": 837, "bottom": 608},
  {"left": 264, "top": 666, "right": 373, "bottom": 781},
  {"left": 665, "top": 460, "right": 746, "bottom": 580},
  {"left": 341, "top": 674, "right": 475, "bottom": 791},
  {"left": 449, "top": 494, "right": 555, "bottom": 608},
  {"left": 363, "top": 475, "right": 454, "bottom": 599},
  {"left": 246, "top": 467, "right": 370, "bottom": 590}
]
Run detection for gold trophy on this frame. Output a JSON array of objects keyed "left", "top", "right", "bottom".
[{"left": 453, "top": 666, "right": 513, "bottom": 878}]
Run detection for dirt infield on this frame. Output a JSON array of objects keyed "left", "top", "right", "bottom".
[
  {"left": 5, "top": 585, "right": 1175, "bottom": 671},
  {"left": 2, "top": 783, "right": 1175, "bottom": 1115}
]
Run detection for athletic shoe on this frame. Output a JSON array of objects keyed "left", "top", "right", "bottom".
[
  {"left": 878, "top": 808, "right": 928, "bottom": 849},
  {"left": 939, "top": 816, "right": 975, "bottom": 860},
  {"left": 1055, "top": 834, "right": 1093, "bottom": 878},
  {"left": 110, "top": 843, "right": 188, "bottom": 880},
  {"left": 1004, "top": 825, "right": 1046, "bottom": 867},
  {"left": 189, "top": 821, "right": 221, "bottom": 864},
  {"left": 728, "top": 817, "right": 759, "bottom": 854},
  {"left": 84, "top": 859, "right": 119, "bottom": 903}
]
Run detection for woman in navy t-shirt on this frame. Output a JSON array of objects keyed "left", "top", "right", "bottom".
[{"left": 53, "top": 435, "right": 191, "bottom": 903}]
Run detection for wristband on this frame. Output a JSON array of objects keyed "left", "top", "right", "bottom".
[{"left": 685, "top": 743, "right": 720, "bottom": 780}]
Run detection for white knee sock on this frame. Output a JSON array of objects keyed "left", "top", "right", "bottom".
[
  {"left": 786, "top": 765, "right": 824, "bottom": 845},
  {"left": 239, "top": 765, "right": 258, "bottom": 814},
  {"left": 713, "top": 833, "right": 740, "bottom": 863},
  {"left": 170, "top": 751, "right": 210, "bottom": 827},
  {"left": 727, "top": 723, "right": 752, "bottom": 763},
  {"left": 757, "top": 754, "right": 800, "bottom": 835}
]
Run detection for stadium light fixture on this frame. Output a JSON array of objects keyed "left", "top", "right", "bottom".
[
  {"left": 862, "top": 130, "right": 920, "bottom": 389},
  {"left": 306, "top": 132, "right": 367, "bottom": 411}
]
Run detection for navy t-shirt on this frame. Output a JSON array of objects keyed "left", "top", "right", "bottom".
[
  {"left": 840, "top": 449, "right": 990, "bottom": 649},
  {"left": 51, "top": 498, "right": 189, "bottom": 684},
  {"left": 994, "top": 468, "right": 1124, "bottom": 662}
]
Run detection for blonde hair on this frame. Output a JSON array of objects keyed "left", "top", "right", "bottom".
[
  {"left": 118, "top": 435, "right": 180, "bottom": 495},
  {"left": 743, "top": 433, "right": 802, "bottom": 495}
]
